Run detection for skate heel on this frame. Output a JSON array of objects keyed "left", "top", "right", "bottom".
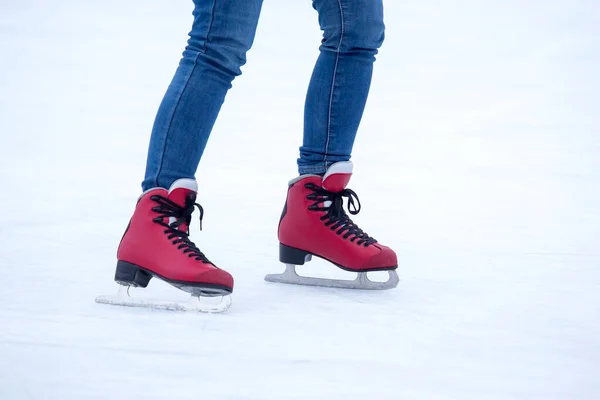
[
  {"left": 114, "top": 261, "right": 152, "bottom": 288},
  {"left": 279, "top": 243, "right": 312, "bottom": 265}
]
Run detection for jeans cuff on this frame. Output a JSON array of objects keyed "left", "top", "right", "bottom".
[{"left": 298, "top": 164, "right": 328, "bottom": 176}]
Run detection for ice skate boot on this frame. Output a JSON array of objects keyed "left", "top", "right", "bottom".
[
  {"left": 265, "top": 161, "right": 399, "bottom": 290},
  {"left": 96, "top": 179, "right": 233, "bottom": 312}
]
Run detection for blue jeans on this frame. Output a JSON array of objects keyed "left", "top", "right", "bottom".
[{"left": 142, "top": 0, "right": 385, "bottom": 191}]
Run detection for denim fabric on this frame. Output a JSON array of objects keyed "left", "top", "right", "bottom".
[
  {"left": 142, "top": 0, "right": 384, "bottom": 190},
  {"left": 299, "top": 0, "right": 385, "bottom": 174}
]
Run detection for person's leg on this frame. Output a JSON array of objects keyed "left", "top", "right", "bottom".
[
  {"left": 269, "top": 0, "right": 396, "bottom": 289},
  {"left": 107, "top": 1, "right": 263, "bottom": 309},
  {"left": 298, "top": 0, "right": 385, "bottom": 175},
  {"left": 142, "top": 0, "right": 264, "bottom": 191}
]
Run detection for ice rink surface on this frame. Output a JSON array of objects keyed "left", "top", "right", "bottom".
[{"left": 0, "top": 1, "right": 599, "bottom": 399}]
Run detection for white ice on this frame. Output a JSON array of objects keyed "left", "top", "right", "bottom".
[{"left": 1, "top": 1, "right": 599, "bottom": 399}]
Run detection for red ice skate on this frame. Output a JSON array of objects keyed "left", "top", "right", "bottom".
[
  {"left": 96, "top": 179, "right": 233, "bottom": 312},
  {"left": 265, "top": 161, "right": 399, "bottom": 290}
]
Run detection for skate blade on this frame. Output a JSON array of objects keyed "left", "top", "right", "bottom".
[
  {"left": 95, "top": 285, "right": 232, "bottom": 313},
  {"left": 264, "top": 264, "right": 399, "bottom": 290}
]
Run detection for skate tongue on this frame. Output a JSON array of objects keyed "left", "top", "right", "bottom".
[
  {"left": 322, "top": 161, "right": 353, "bottom": 192},
  {"left": 168, "top": 179, "right": 198, "bottom": 207},
  {"left": 167, "top": 179, "right": 199, "bottom": 230}
]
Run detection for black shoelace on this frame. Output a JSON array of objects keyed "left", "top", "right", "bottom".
[
  {"left": 305, "top": 183, "right": 378, "bottom": 247},
  {"left": 150, "top": 193, "right": 210, "bottom": 263}
]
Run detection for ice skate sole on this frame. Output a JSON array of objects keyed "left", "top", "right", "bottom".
[
  {"left": 95, "top": 285, "right": 232, "bottom": 313},
  {"left": 267, "top": 244, "right": 399, "bottom": 290},
  {"left": 278, "top": 243, "right": 398, "bottom": 272},
  {"left": 115, "top": 260, "right": 232, "bottom": 297}
]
